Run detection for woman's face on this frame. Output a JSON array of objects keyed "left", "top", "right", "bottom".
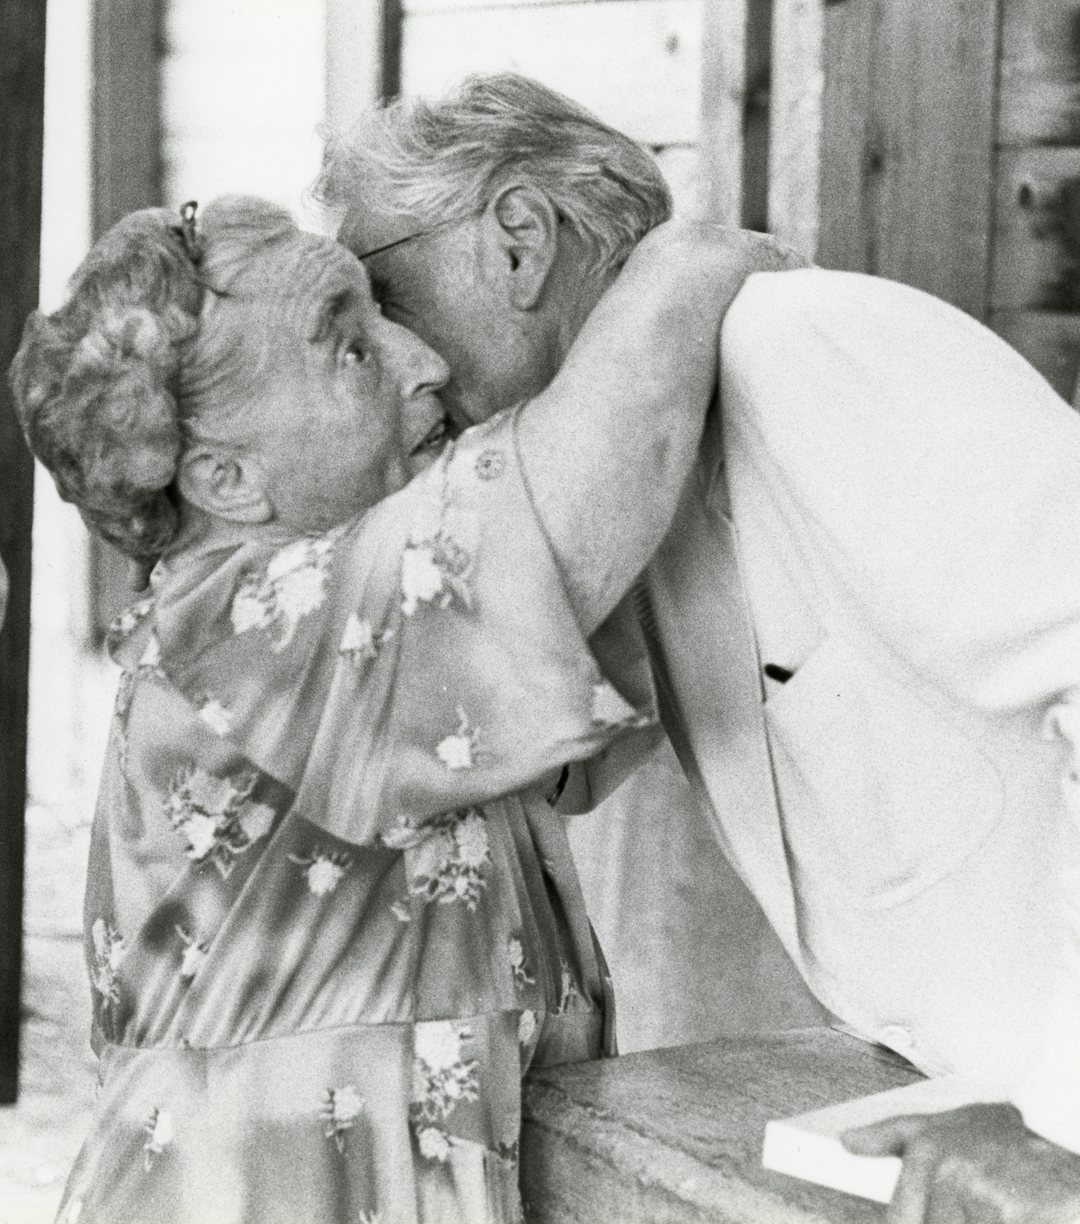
[{"left": 231, "top": 235, "right": 451, "bottom": 533}]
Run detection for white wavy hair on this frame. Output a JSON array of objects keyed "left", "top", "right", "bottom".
[{"left": 315, "top": 72, "right": 672, "bottom": 277}]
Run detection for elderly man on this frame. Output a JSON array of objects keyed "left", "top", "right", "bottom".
[{"left": 317, "top": 73, "right": 1080, "bottom": 1222}]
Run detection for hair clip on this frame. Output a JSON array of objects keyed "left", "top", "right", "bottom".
[{"left": 177, "top": 200, "right": 202, "bottom": 263}]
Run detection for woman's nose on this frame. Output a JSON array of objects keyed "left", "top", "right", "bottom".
[{"left": 387, "top": 320, "right": 450, "bottom": 397}]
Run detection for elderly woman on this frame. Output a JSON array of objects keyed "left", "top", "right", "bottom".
[{"left": 9, "top": 194, "right": 781, "bottom": 1224}]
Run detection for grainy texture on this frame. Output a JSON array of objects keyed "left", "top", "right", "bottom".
[
  {"left": 697, "top": 0, "right": 746, "bottom": 224},
  {"left": 402, "top": 0, "right": 703, "bottom": 148},
  {"left": 998, "top": 0, "right": 1080, "bottom": 148},
  {"left": 89, "top": 0, "right": 164, "bottom": 640},
  {"left": 521, "top": 1028, "right": 921, "bottom": 1223},
  {"left": 990, "top": 308, "right": 1080, "bottom": 400},
  {"left": 768, "top": 0, "right": 823, "bottom": 260},
  {"left": 0, "top": 0, "right": 46, "bottom": 1106},
  {"left": 817, "top": 0, "right": 1000, "bottom": 320},
  {"left": 992, "top": 146, "right": 1080, "bottom": 311}
]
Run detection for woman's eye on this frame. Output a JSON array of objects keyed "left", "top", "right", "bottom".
[{"left": 343, "top": 346, "right": 368, "bottom": 367}]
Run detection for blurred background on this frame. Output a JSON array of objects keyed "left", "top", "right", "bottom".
[{"left": 5, "top": 0, "right": 1080, "bottom": 1218}]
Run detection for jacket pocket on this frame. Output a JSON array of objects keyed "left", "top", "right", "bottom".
[{"left": 764, "top": 634, "right": 1004, "bottom": 909}]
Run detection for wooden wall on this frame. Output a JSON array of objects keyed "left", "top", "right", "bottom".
[
  {"left": 399, "top": 0, "right": 711, "bottom": 217},
  {"left": 992, "top": 0, "right": 1080, "bottom": 399},
  {"left": 770, "top": 0, "right": 1080, "bottom": 402}
]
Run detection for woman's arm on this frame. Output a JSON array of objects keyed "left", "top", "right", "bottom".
[{"left": 516, "top": 222, "right": 803, "bottom": 635}]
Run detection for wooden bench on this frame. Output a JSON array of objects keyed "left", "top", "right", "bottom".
[{"left": 522, "top": 1026, "right": 922, "bottom": 1223}]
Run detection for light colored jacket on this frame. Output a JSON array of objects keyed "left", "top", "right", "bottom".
[{"left": 636, "top": 268, "right": 1080, "bottom": 1151}]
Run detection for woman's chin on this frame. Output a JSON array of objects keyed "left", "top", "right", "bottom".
[{"left": 405, "top": 441, "right": 449, "bottom": 481}]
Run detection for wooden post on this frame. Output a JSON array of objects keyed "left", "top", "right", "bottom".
[
  {"left": 816, "top": 0, "right": 1001, "bottom": 319},
  {"left": 768, "top": 0, "right": 824, "bottom": 259},
  {"left": 325, "top": 0, "right": 383, "bottom": 142},
  {"left": 698, "top": 0, "right": 748, "bottom": 225},
  {"left": 0, "top": 0, "right": 47, "bottom": 1105},
  {"left": 379, "top": 0, "right": 403, "bottom": 103},
  {"left": 88, "top": 0, "right": 163, "bottom": 641}
]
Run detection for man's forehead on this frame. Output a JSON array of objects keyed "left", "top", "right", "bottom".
[{"left": 338, "top": 208, "right": 415, "bottom": 260}]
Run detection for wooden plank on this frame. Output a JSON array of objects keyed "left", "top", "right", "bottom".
[
  {"left": 697, "top": 0, "right": 746, "bottom": 224},
  {"left": 992, "top": 146, "right": 1080, "bottom": 311},
  {"left": 991, "top": 308, "right": 1080, "bottom": 402},
  {"left": 740, "top": 0, "right": 772, "bottom": 232},
  {"left": 768, "top": 0, "right": 823, "bottom": 259},
  {"left": 521, "top": 1029, "right": 920, "bottom": 1223},
  {"left": 0, "top": 0, "right": 47, "bottom": 1105},
  {"left": 323, "top": 0, "right": 382, "bottom": 130},
  {"left": 816, "top": 0, "right": 873, "bottom": 276},
  {"left": 401, "top": 0, "right": 703, "bottom": 147},
  {"left": 818, "top": 0, "right": 1001, "bottom": 320},
  {"left": 405, "top": 0, "right": 656, "bottom": 11},
  {"left": 90, "top": 0, "right": 164, "bottom": 642},
  {"left": 998, "top": 0, "right": 1080, "bottom": 148},
  {"left": 92, "top": 0, "right": 162, "bottom": 234}
]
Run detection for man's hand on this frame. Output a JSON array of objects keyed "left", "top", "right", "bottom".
[{"left": 842, "top": 1104, "right": 1080, "bottom": 1223}]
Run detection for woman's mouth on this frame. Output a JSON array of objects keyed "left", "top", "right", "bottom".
[{"left": 410, "top": 415, "right": 452, "bottom": 458}]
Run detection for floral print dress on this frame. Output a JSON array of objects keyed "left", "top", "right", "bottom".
[{"left": 57, "top": 411, "right": 656, "bottom": 1224}]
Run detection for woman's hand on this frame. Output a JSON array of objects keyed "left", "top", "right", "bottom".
[{"left": 842, "top": 1104, "right": 1080, "bottom": 1223}]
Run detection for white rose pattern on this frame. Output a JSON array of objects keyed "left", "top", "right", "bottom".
[
  {"left": 164, "top": 766, "right": 276, "bottom": 877},
  {"left": 231, "top": 534, "right": 337, "bottom": 651},
  {"left": 143, "top": 1107, "right": 174, "bottom": 1170},
  {"left": 400, "top": 456, "right": 477, "bottom": 616},
  {"left": 508, "top": 937, "right": 534, "bottom": 988},
  {"left": 321, "top": 1085, "right": 364, "bottom": 1154},
  {"left": 407, "top": 809, "right": 491, "bottom": 910},
  {"left": 410, "top": 1020, "right": 479, "bottom": 1161},
  {"left": 518, "top": 1009, "right": 538, "bottom": 1047},
  {"left": 556, "top": 960, "right": 580, "bottom": 1014},
  {"left": 175, "top": 927, "right": 207, "bottom": 981},
  {"left": 289, "top": 848, "right": 352, "bottom": 897},
  {"left": 111, "top": 615, "right": 165, "bottom": 775},
  {"left": 197, "top": 699, "right": 232, "bottom": 737},
  {"left": 435, "top": 707, "right": 478, "bottom": 771},
  {"left": 90, "top": 917, "right": 124, "bottom": 1005},
  {"left": 339, "top": 612, "right": 393, "bottom": 667}
]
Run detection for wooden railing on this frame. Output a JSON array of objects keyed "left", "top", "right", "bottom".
[{"left": 521, "top": 1027, "right": 920, "bottom": 1224}]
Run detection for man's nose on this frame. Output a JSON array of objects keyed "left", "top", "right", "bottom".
[{"left": 388, "top": 320, "right": 450, "bottom": 397}]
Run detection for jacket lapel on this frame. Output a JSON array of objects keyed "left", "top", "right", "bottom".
[{"left": 639, "top": 458, "right": 802, "bottom": 959}]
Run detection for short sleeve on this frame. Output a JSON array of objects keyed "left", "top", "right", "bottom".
[{"left": 278, "top": 409, "right": 656, "bottom": 845}]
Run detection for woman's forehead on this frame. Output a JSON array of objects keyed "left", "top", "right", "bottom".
[{"left": 245, "top": 234, "right": 372, "bottom": 337}]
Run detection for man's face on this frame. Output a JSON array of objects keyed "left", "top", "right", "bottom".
[{"left": 342, "top": 211, "right": 556, "bottom": 429}]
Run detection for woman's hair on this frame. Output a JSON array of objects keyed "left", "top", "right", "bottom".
[
  {"left": 315, "top": 72, "right": 672, "bottom": 277},
  {"left": 8, "top": 196, "right": 298, "bottom": 560}
]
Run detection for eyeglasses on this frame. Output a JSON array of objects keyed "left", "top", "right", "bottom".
[{"left": 353, "top": 210, "right": 483, "bottom": 261}]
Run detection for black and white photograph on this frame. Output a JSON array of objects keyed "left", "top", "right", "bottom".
[{"left": 3, "top": 1, "right": 1080, "bottom": 1221}]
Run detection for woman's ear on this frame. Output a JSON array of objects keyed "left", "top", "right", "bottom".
[
  {"left": 482, "top": 184, "right": 561, "bottom": 311},
  {"left": 177, "top": 445, "right": 273, "bottom": 524}
]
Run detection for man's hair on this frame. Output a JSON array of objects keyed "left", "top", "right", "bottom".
[{"left": 315, "top": 72, "right": 672, "bottom": 276}]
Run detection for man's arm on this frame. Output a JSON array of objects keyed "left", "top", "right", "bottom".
[{"left": 516, "top": 222, "right": 802, "bottom": 636}]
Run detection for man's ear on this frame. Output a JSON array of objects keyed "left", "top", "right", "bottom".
[
  {"left": 176, "top": 445, "right": 273, "bottom": 524},
  {"left": 481, "top": 184, "right": 561, "bottom": 311}
]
